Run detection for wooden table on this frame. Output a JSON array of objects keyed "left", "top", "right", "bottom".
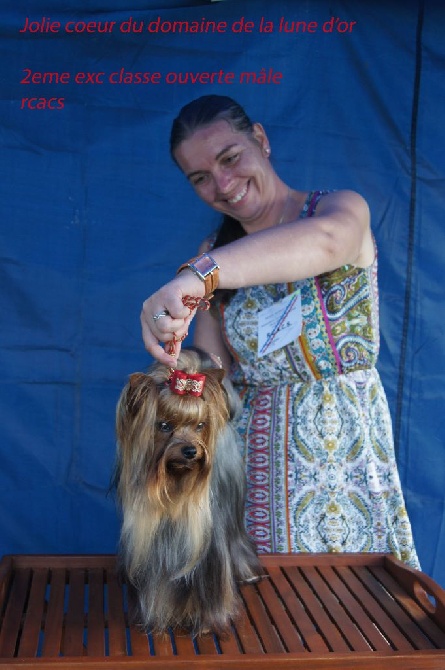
[{"left": 1, "top": 552, "right": 445, "bottom": 668}]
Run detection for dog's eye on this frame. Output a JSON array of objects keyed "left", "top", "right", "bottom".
[
  {"left": 196, "top": 422, "right": 206, "bottom": 432},
  {"left": 157, "top": 421, "right": 173, "bottom": 433}
]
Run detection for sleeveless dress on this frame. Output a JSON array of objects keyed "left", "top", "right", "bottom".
[{"left": 218, "top": 190, "right": 420, "bottom": 568}]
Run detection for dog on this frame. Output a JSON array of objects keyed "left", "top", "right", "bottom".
[{"left": 114, "top": 347, "right": 262, "bottom": 635}]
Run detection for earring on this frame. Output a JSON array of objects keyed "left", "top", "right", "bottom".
[{"left": 264, "top": 147, "right": 271, "bottom": 157}]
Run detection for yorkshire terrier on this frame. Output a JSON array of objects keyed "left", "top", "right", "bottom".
[{"left": 114, "top": 347, "right": 262, "bottom": 636}]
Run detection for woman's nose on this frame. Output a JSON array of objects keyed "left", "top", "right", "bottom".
[{"left": 214, "top": 169, "right": 234, "bottom": 194}]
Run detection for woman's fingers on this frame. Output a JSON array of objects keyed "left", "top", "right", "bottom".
[
  {"left": 140, "top": 273, "right": 205, "bottom": 364},
  {"left": 140, "top": 299, "right": 197, "bottom": 366}
]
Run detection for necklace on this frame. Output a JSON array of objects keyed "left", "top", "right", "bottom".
[{"left": 277, "top": 186, "right": 291, "bottom": 226}]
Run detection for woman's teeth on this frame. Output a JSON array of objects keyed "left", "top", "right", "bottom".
[{"left": 228, "top": 184, "right": 248, "bottom": 204}]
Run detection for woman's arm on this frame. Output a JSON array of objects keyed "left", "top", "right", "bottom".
[
  {"left": 193, "top": 307, "right": 233, "bottom": 372},
  {"left": 211, "top": 190, "right": 372, "bottom": 289},
  {"left": 141, "top": 190, "right": 372, "bottom": 364}
]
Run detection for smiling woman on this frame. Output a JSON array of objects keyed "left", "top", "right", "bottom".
[{"left": 139, "top": 95, "right": 420, "bottom": 569}]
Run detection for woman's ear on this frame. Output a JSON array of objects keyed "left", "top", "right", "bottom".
[{"left": 252, "top": 122, "right": 270, "bottom": 155}]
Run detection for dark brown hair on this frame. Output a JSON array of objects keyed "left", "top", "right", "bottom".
[{"left": 170, "top": 94, "right": 254, "bottom": 159}]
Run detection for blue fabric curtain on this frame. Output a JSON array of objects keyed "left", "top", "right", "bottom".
[{"left": 1, "top": 0, "right": 444, "bottom": 585}]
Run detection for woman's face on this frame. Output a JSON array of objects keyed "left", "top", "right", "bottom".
[{"left": 173, "top": 119, "right": 277, "bottom": 230}]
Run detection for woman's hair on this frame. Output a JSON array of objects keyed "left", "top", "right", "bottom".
[
  {"left": 170, "top": 94, "right": 254, "bottom": 159},
  {"left": 170, "top": 95, "right": 255, "bottom": 303}
]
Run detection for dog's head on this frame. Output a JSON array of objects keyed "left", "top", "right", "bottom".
[{"left": 115, "top": 348, "right": 230, "bottom": 514}]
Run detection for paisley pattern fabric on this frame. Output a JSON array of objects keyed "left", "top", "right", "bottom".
[{"left": 219, "top": 191, "right": 419, "bottom": 568}]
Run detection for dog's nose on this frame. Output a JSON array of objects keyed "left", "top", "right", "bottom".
[{"left": 181, "top": 445, "right": 197, "bottom": 460}]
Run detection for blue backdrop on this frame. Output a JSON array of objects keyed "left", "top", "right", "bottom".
[{"left": 1, "top": 0, "right": 444, "bottom": 585}]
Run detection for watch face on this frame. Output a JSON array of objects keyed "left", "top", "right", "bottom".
[
  {"left": 193, "top": 255, "right": 216, "bottom": 273},
  {"left": 192, "top": 254, "right": 219, "bottom": 295}
]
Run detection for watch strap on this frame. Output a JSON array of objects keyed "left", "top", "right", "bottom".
[{"left": 177, "top": 253, "right": 220, "bottom": 299}]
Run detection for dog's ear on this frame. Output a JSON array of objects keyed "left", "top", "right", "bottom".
[
  {"left": 115, "top": 372, "right": 161, "bottom": 500},
  {"left": 124, "top": 372, "right": 154, "bottom": 417},
  {"left": 116, "top": 372, "right": 159, "bottom": 458},
  {"left": 129, "top": 372, "right": 146, "bottom": 388},
  {"left": 206, "top": 368, "right": 225, "bottom": 384},
  {"left": 199, "top": 367, "right": 226, "bottom": 398},
  {"left": 201, "top": 366, "right": 242, "bottom": 421},
  {"left": 200, "top": 367, "right": 230, "bottom": 411}
]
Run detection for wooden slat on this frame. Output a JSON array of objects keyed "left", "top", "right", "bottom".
[
  {"left": 63, "top": 569, "right": 86, "bottom": 656},
  {"left": 17, "top": 568, "right": 48, "bottom": 657},
  {"left": 317, "top": 565, "right": 392, "bottom": 652},
  {"left": 128, "top": 625, "right": 150, "bottom": 655},
  {"left": 302, "top": 566, "right": 372, "bottom": 652},
  {"left": 86, "top": 568, "right": 104, "bottom": 656},
  {"left": 106, "top": 569, "right": 127, "bottom": 656},
  {"left": 194, "top": 632, "right": 220, "bottom": 655},
  {"left": 337, "top": 566, "right": 415, "bottom": 651},
  {"left": 215, "top": 624, "right": 243, "bottom": 655},
  {"left": 240, "top": 581, "right": 285, "bottom": 653},
  {"left": 284, "top": 566, "right": 350, "bottom": 652},
  {"left": 126, "top": 587, "right": 149, "bottom": 656},
  {"left": 0, "top": 557, "right": 13, "bottom": 616},
  {"left": 11, "top": 555, "right": 116, "bottom": 571},
  {"left": 0, "top": 568, "right": 31, "bottom": 656},
  {"left": 260, "top": 552, "right": 387, "bottom": 570},
  {"left": 267, "top": 566, "right": 329, "bottom": 653},
  {"left": 172, "top": 629, "right": 197, "bottom": 657},
  {"left": 256, "top": 574, "right": 307, "bottom": 652},
  {"left": 3, "top": 651, "right": 445, "bottom": 669},
  {"left": 150, "top": 630, "right": 175, "bottom": 656},
  {"left": 233, "top": 589, "right": 265, "bottom": 654},
  {"left": 41, "top": 568, "right": 66, "bottom": 657}
]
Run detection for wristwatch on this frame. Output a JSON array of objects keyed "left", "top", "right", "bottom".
[{"left": 177, "top": 253, "right": 220, "bottom": 299}]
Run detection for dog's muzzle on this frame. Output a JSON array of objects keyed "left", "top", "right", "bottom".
[{"left": 165, "top": 442, "right": 204, "bottom": 472}]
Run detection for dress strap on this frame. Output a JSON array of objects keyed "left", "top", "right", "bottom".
[{"left": 300, "top": 190, "right": 331, "bottom": 219}]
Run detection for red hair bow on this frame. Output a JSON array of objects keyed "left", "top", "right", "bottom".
[{"left": 169, "top": 370, "right": 206, "bottom": 397}]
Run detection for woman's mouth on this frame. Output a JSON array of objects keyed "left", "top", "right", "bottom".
[{"left": 227, "top": 183, "right": 248, "bottom": 205}]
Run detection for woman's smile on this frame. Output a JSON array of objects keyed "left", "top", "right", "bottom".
[{"left": 225, "top": 182, "right": 249, "bottom": 205}]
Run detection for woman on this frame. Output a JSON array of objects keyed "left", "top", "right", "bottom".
[{"left": 141, "top": 95, "right": 419, "bottom": 567}]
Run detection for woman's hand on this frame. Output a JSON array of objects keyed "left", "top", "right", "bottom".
[{"left": 140, "top": 271, "right": 205, "bottom": 366}]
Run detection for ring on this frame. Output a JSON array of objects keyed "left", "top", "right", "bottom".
[{"left": 153, "top": 310, "right": 169, "bottom": 322}]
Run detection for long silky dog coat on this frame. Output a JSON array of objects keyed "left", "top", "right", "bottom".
[{"left": 115, "top": 348, "right": 261, "bottom": 634}]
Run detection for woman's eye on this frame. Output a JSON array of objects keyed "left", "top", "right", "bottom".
[
  {"left": 192, "top": 174, "right": 207, "bottom": 187},
  {"left": 224, "top": 153, "right": 239, "bottom": 165},
  {"left": 157, "top": 421, "right": 173, "bottom": 433}
]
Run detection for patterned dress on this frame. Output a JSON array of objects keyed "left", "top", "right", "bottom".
[{"left": 218, "top": 190, "right": 419, "bottom": 568}]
